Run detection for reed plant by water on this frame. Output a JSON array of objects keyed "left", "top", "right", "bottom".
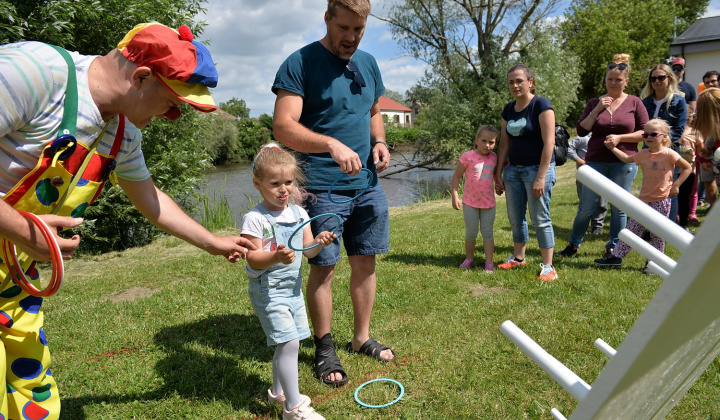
[{"left": 199, "top": 183, "right": 236, "bottom": 230}]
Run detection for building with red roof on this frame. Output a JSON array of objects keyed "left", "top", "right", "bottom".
[{"left": 378, "top": 95, "right": 414, "bottom": 127}]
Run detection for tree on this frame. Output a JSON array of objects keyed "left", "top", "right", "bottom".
[
  {"left": 383, "top": 88, "right": 405, "bottom": 105},
  {"left": 2, "top": 0, "right": 207, "bottom": 55},
  {"left": 374, "top": 0, "right": 580, "bottom": 168},
  {"left": 562, "top": 0, "right": 709, "bottom": 104},
  {"left": 377, "top": 0, "right": 566, "bottom": 87},
  {"left": 220, "top": 97, "right": 251, "bottom": 119}
]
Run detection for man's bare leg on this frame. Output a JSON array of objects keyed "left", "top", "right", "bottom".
[
  {"left": 347, "top": 255, "right": 394, "bottom": 361},
  {"left": 307, "top": 264, "right": 344, "bottom": 382}
]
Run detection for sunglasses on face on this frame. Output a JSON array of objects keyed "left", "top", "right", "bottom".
[
  {"left": 642, "top": 131, "right": 665, "bottom": 138},
  {"left": 346, "top": 60, "right": 366, "bottom": 87},
  {"left": 607, "top": 62, "right": 628, "bottom": 70},
  {"left": 649, "top": 75, "right": 668, "bottom": 83},
  {"left": 672, "top": 66, "right": 684, "bottom": 72}
]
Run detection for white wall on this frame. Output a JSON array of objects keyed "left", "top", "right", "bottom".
[
  {"left": 683, "top": 51, "right": 720, "bottom": 88},
  {"left": 381, "top": 110, "right": 412, "bottom": 127}
]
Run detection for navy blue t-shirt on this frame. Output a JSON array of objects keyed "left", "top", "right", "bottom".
[
  {"left": 678, "top": 80, "right": 697, "bottom": 103},
  {"left": 501, "top": 95, "right": 554, "bottom": 166},
  {"left": 272, "top": 41, "right": 385, "bottom": 190}
]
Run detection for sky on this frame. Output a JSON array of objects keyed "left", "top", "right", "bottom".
[{"left": 198, "top": 0, "right": 720, "bottom": 118}]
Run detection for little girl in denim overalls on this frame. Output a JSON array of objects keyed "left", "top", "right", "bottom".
[{"left": 241, "top": 144, "right": 335, "bottom": 420}]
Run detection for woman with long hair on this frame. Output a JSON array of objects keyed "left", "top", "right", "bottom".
[
  {"left": 556, "top": 54, "right": 649, "bottom": 260},
  {"left": 494, "top": 64, "right": 558, "bottom": 281},
  {"left": 695, "top": 88, "right": 720, "bottom": 203},
  {"left": 641, "top": 63, "right": 688, "bottom": 224}
]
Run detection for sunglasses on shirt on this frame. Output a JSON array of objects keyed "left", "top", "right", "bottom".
[
  {"left": 642, "top": 131, "right": 666, "bottom": 138},
  {"left": 346, "top": 60, "right": 366, "bottom": 87},
  {"left": 607, "top": 62, "right": 628, "bottom": 71},
  {"left": 649, "top": 75, "right": 668, "bottom": 83}
]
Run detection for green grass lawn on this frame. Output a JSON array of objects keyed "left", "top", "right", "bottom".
[{"left": 44, "top": 163, "right": 719, "bottom": 419}]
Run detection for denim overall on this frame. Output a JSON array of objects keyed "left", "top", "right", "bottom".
[{"left": 248, "top": 204, "right": 311, "bottom": 346}]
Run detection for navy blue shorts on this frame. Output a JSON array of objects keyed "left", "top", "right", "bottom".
[{"left": 304, "top": 185, "right": 390, "bottom": 266}]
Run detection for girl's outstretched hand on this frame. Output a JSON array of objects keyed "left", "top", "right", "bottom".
[{"left": 315, "top": 231, "right": 337, "bottom": 248}]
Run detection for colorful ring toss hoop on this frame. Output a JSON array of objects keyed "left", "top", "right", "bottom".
[
  {"left": 2, "top": 211, "right": 64, "bottom": 297},
  {"left": 354, "top": 378, "right": 405, "bottom": 408},
  {"left": 327, "top": 168, "right": 374, "bottom": 204},
  {"left": 288, "top": 213, "right": 342, "bottom": 252}
]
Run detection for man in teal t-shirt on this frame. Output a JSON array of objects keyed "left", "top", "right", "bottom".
[{"left": 272, "top": 0, "right": 395, "bottom": 388}]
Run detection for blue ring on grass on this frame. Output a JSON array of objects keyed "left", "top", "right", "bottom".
[
  {"left": 287, "top": 213, "right": 342, "bottom": 251},
  {"left": 327, "top": 168, "right": 373, "bottom": 204},
  {"left": 354, "top": 378, "right": 404, "bottom": 408}
]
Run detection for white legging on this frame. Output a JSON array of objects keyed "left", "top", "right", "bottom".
[
  {"left": 463, "top": 204, "right": 496, "bottom": 241},
  {"left": 272, "top": 338, "right": 301, "bottom": 409}
]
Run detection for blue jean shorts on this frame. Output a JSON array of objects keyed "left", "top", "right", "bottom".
[
  {"left": 248, "top": 274, "right": 311, "bottom": 346},
  {"left": 304, "top": 185, "right": 390, "bottom": 266}
]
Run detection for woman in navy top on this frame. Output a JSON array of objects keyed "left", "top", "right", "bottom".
[{"left": 494, "top": 64, "right": 558, "bottom": 282}]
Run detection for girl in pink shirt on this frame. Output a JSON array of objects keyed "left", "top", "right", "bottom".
[
  {"left": 452, "top": 125, "right": 501, "bottom": 272},
  {"left": 595, "top": 119, "right": 692, "bottom": 272}
]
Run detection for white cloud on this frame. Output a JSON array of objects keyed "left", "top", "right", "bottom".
[{"left": 198, "top": 0, "right": 427, "bottom": 116}]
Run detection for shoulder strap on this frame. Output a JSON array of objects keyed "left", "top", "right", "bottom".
[{"left": 47, "top": 45, "right": 78, "bottom": 137}]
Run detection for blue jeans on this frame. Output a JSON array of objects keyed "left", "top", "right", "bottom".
[
  {"left": 502, "top": 164, "right": 556, "bottom": 249},
  {"left": 569, "top": 161, "right": 638, "bottom": 249}
]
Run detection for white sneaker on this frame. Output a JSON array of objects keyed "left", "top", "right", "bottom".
[
  {"left": 283, "top": 395, "right": 325, "bottom": 420},
  {"left": 268, "top": 388, "right": 285, "bottom": 405},
  {"left": 537, "top": 264, "right": 557, "bottom": 282}
]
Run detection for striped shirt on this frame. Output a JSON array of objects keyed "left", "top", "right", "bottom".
[{"left": 0, "top": 41, "right": 150, "bottom": 196}]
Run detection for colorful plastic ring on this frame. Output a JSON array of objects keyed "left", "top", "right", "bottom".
[
  {"left": 2, "top": 211, "right": 64, "bottom": 297},
  {"left": 354, "top": 378, "right": 405, "bottom": 409},
  {"left": 327, "top": 168, "right": 373, "bottom": 204},
  {"left": 287, "top": 213, "right": 341, "bottom": 252}
]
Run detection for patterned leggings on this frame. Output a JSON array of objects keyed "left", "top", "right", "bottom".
[{"left": 612, "top": 198, "right": 671, "bottom": 259}]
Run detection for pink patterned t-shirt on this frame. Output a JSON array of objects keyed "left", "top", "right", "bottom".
[{"left": 459, "top": 150, "right": 497, "bottom": 209}]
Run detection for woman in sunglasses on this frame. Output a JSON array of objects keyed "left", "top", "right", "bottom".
[
  {"left": 640, "top": 63, "right": 688, "bottom": 225},
  {"left": 557, "top": 54, "right": 649, "bottom": 259}
]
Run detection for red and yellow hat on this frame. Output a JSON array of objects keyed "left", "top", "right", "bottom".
[{"left": 118, "top": 22, "right": 218, "bottom": 113}]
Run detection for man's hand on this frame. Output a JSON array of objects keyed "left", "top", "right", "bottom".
[
  {"left": 373, "top": 142, "right": 390, "bottom": 173},
  {"left": 206, "top": 235, "right": 257, "bottom": 263},
  {"left": 328, "top": 141, "right": 363, "bottom": 175},
  {"left": 17, "top": 215, "right": 83, "bottom": 261}
]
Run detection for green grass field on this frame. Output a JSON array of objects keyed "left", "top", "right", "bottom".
[{"left": 43, "top": 163, "right": 719, "bottom": 419}]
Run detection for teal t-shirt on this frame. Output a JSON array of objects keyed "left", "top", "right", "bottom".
[{"left": 272, "top": 41, "right": 385, "bottom": 190}]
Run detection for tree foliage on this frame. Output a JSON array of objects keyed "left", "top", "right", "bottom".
[
  {"left": 377, "top": 0, "right": 580, "bottom": 165},
  {"left": 377, "top": 0, "right": 566, "bottom": 84},
  {"left": 220, "top": 98, "right": 250, "bottom": 119},
  {"left": 2, "top": 0, "right": 207, "bottom": 54},
  {"left": 562, "top": 0, "right": 709, "bottom": 104},
  {"left": 383, "top": 88, "right": 405, "bottom": 105}
]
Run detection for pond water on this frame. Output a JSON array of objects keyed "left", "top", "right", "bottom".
[{"left": 196, "top": 150, "right": 456, "bottom": 223}]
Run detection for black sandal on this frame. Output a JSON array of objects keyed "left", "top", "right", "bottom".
[
  {"left": 313, "top": 333, "right": 349, "bottom": 387},
  {"left": 346, "top": 338, "right": 395, "bottom": 362}
]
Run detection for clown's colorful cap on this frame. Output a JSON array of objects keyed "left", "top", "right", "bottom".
[{"left": 118, "top": 22, "right": 218, "bottom": 112}]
